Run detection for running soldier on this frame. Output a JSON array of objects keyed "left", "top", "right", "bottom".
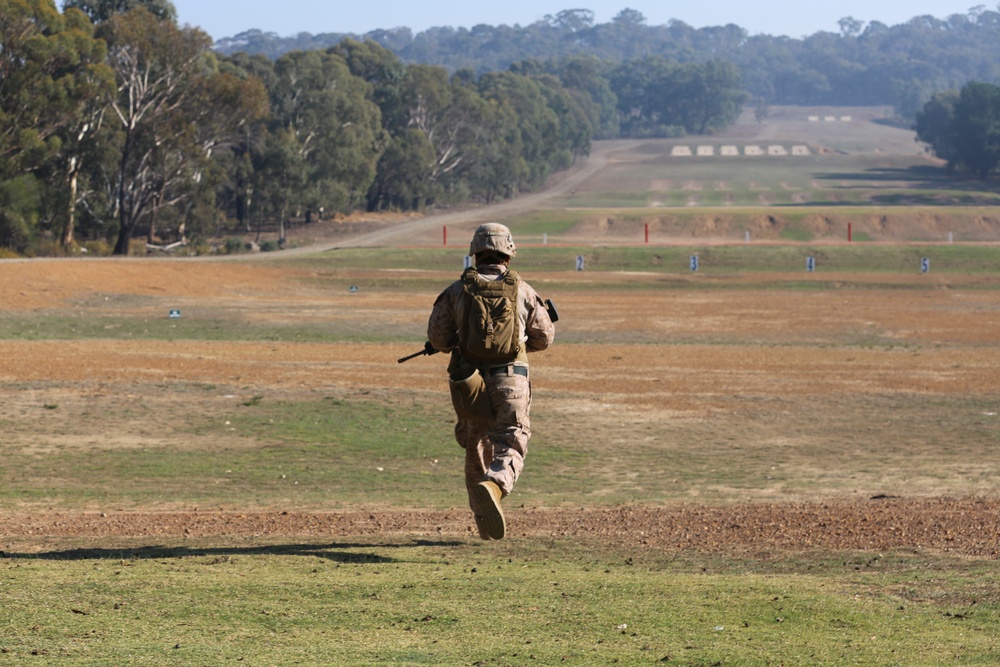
[{"left": 427, "top": 223, "right": 555, "bottom": 540}]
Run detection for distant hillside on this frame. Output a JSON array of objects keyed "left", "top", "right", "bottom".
[{"left": 213, "top": 8, "right": 1000, "bottom": 118}]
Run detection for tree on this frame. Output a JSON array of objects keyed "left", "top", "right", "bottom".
[
  {"left": 533, "top": 73, "right": 592, "bottom": 162},
  {"left": 329, "top": 38, "right": 407, "bottom": 131},
  {"left": 915, "top": 90, "right": 959, "bottom": 167},
  {"left": 98, "top": 7, "right": 210, "bottom": 252},
  {"left": 463, "top": 99, "right": 524, "bottom": 203},
  {"left": 479, "top": 71, "right": 562, "bottom": 190},
  {"left": 62, "top": 0, "right": 176, "bottom": 24},
  {"left": 612, "top": 9, "right": 646, "bottom": 26},
  {"left": 262, "top": 49, "right": 384, "bottom": 234},
  {"left": 677, "top": 59, "right": 747, "bottom": 134},
  {"left": 56, "top": 78, "right": 115, "bottom": 247},
  {"left": 949, "top": 81, "right": 1000, "bottom": 177},
  {"left": 366, "top": 128, "right": 435, "bottom": 210},
  {"left": 552, "top": 55, "right": 619, "bottom": 138},
  {"left": 545, "top": 9, "right": 594, "bottom": 33},
  {"left": 0, "top": 1, "right": 112, "bottom": 178},
  {"left": 838, "top": 16, "right": 865, "bottom": 37},
  {"left": 99, "top": 7, "right": 265, "bottom": 253},
  {"left": 216, "top": 53, "right": 277, "bottom": 232},
  {"left": 399, "top": 66, "right": 485, "bottom": 188},
  {"left": 158, "top": 69, "right": 269, "bottom": 244},
  {"left": 0, "top": 1, "right": 114, "bottom": 251},
  {"left": 611, "top": 56, "right": 683, "bottom": 136}
]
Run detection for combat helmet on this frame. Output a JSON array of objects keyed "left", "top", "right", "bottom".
[{"left": 469, "top": 223, "right": 516, "bottom": 258}]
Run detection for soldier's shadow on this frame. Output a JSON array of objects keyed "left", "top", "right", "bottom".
[{"left": 2, "top": 540, "right": 465, "bottom": 563}]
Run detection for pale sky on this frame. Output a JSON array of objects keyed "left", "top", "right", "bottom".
[{"left": 162, "top": 1, "right": 985, "bottom": 41}]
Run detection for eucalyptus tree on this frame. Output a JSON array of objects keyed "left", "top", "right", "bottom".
[
  {"left": 216, "top": 52, "right": 277, "bottom": 232},
  {"left": 261, "top": 49, "right": 384, "bottom": 237},
  {"left": 949, "top": 82, "right": 1000, "bottom": 178},
  {"left": 62, "top": 0, "right": 176, "bottom": 24},
  {"left": 675, "top": 59, "right": 747, "bottom": 134},
  {"left": 0, "top": 1, "right": 112, "bottom": 177},
  {"left": 550, "top": 55, "right": 619, "bottom": 139},
  {"left": 0, "top": 0, "right": 113, "bottom": 250},
  {"left": 366, "top": 128, "right": 436, "bottom": 211},
  {"left": 462, "top": 99, "right": 524, "bottom": 203},
  {"left": 332, "top": 42, "right": 500, "bottom": 210},
  {"left": 98, "top": 7, "right": 267, "bottom": 253},
  {"left": 610, "top": 55, "right": 681, "bottom": 135},
  {"left": 97, "top": 7, "right": 209, "bottom": 252},
  {"left": 915, "top": 90, "right": 959, "bottom": 169},
  {"left": 401, "top": 67, "right": 490, "bottom": 188},
  {"left": 478, "top": 70, "right": 562, "bottom": 191},
  {"left": 328, "top": 38, "right": 407, "bottom": 131}
]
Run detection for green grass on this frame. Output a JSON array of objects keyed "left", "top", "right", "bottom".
[
  {"left": 0, "top": 309, "right": 427, "bottom": 343},
  {"left": 495, "top": 244, "right": 1000, "bottom": 277},
  {"left": 2, "top": 541, "right": 997, "bottom": 666},
  {"left": 4, "top": 388, "right": 998, "bottom": 510},
  {"left": 286, "top": 243, "right": 1000, "bottom": 276},
  {"left": 1, "top": 394, "right": 463, "bottom": 509}
]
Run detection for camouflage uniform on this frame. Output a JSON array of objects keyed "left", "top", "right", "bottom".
[{"left": 427, "top": 227, "right": 554, "bottom": 539}]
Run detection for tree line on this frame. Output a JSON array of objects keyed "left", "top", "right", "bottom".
[
  {"left": 217, "top": 7, "right": 1000, "bottom": 121},
  {"left": 1, "top": 1, "right": 746, "bottom": 255}
]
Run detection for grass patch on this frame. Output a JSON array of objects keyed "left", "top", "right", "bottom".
[
  {"left": 0, "top": 311, "right": 387, "bottom": 343},
  {"left": 0, "top": 310, "right": 430, "bottom": 343},
  {"left": 0, "top": 394, "right": 464, "bottom": 509},
  {"left": 780, "top": 226, "right": 816, "bottom": 242},
  {"left": 281, "top": 244, "right": 1000, "bottom": 278},
  {"left": 502, "top": 244, "right": 1000, "bottom": 277},
  {"left": 4, "top": 388, "right": 997, "bottom": 510},
  {"left": 524, "top": 393, "right": 1000, "bottom": 505},
  {"left": 1, "top": 541, "right": 997, "bottom": 666}
]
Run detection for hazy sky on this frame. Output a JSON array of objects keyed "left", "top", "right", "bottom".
[{"left": 165, "top": 1, "right": 984, "bottom": 41}]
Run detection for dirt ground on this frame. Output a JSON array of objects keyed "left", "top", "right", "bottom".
[
  {"left": 2, "top": 249, "right": 999, "bottom": 557},
  {"left": 3, "top": 499, "right": 999, "bottom": 558}
]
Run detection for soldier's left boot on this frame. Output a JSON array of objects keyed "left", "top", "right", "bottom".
[
  {"left": 473, "top": 513, "right": 492, "bottom": 540},
  {"left": 472, "top": 480, "right": 505, "bottom": 540}
]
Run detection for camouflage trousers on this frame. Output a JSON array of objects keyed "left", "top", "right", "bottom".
[{"left": 453, "top": 367, "right": 532, "bottom": 513}]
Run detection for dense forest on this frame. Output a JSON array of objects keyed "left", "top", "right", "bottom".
[
  {"left": 215, "top": 7, "right": 1000, "bottom": 120},
  {"left": 2, "top": 1, "right": 998, "bottom": 256}
]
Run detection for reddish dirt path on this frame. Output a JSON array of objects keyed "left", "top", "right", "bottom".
[{"left": 2, "top": 499, "right": 998, "bottom": 557}]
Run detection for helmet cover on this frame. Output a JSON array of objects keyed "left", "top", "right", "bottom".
[{"left": 469, "top": 223, "right": 516, "bottom": 258}]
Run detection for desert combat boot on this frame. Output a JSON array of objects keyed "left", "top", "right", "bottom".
[{"left": 472, "top": 480, "right": 506, "bottom": 540}]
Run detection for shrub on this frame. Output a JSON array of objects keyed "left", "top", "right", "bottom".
[{"left": 223, "top": 237, "right": 244, "bottom": 254}]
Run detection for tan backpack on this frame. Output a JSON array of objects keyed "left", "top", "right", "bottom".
[{"left": 456, "top": 267, "right": 521, "bottom": 363}]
